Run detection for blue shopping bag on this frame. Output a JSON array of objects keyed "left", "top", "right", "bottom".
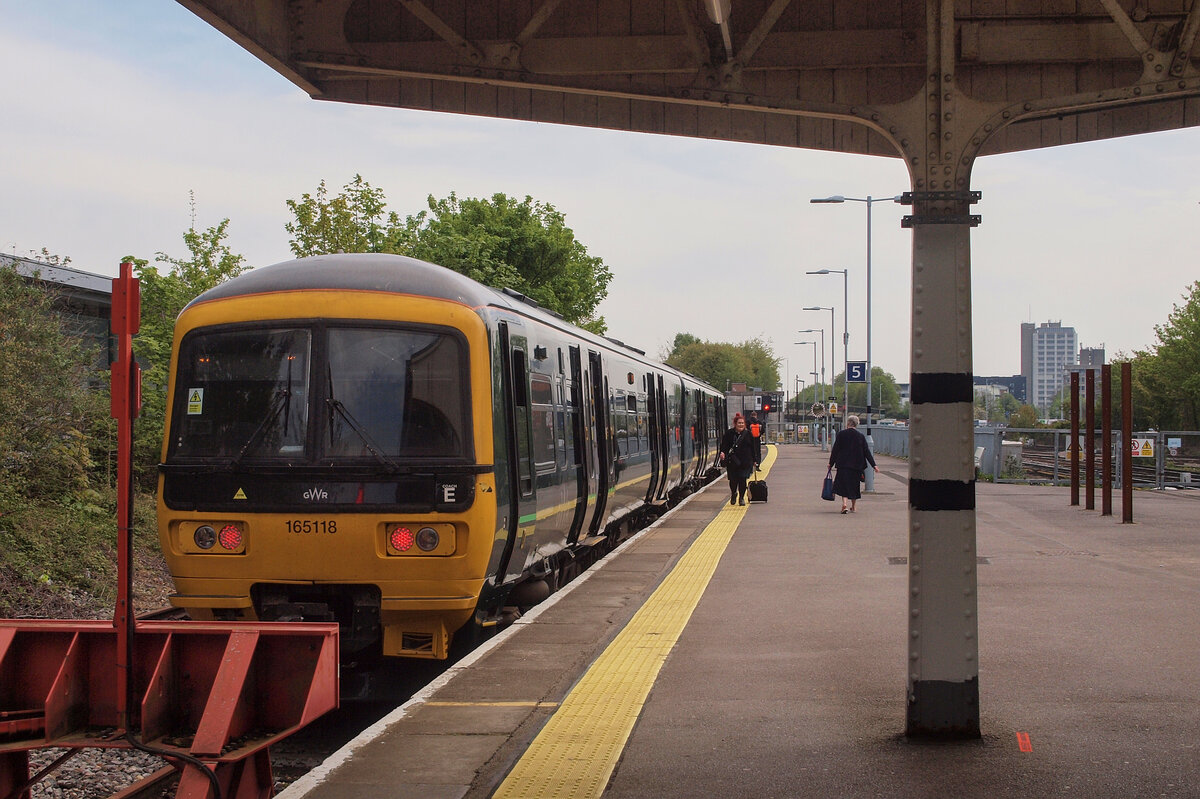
[{"left": 821, "top": 467, "right": 835, "bottom": 501}]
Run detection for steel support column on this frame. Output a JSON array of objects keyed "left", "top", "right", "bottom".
[
  {"left": 904, "top": 210, "right": 980, "bottom": 738},
  {"left": 898, "top": 0, "right": 984, "bottom": 737}
]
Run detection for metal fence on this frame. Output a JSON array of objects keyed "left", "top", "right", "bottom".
[{"left": 866, "top": 425, "right": 1200, "bottom": 490}]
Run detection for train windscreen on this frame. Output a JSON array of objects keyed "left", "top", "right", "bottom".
[
  {"left": 169, "top": 328, "right": 311, "bottom": 461},
  {"left": 168, "top": 325, "right": 469, "bottom": 463},
  {"left": 325, "top": 327, "right": 467, "bottom": 459}
]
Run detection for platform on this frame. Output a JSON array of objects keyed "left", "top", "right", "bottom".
[{"left": 279, "top": 443, "right": 1200, "bottom": 799}]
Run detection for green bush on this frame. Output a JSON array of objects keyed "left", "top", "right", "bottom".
[{"left": 0, "top": 265, "right": 103, "bottom": 499}]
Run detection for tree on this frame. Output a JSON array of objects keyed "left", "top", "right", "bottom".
[
  {"left": 997, "top": 391, "right": 1020, "bottom": 421},
  {"left": 286, "top": 175, "right": 399, "bottom": 257},
  {"left": 285, "top": 180, "right": 613, "bottom": 333},
  {"left": 665, "top": 334, "right": 779, "bottom": 390},
  {"left": 1147, "top": 280, "right": 1200, "bottom": 429},
  {"left": 130, "top": 215, "right": 248, "bottom": 488},
  {"left": 395, "top": 192, "right": 612, "bottom": 333},
  {"left": 1009, "top": 404, "right": 1040, "bottom": 428},
  {"left": 843, "top": 367, "right": 901, "bottom": 418}
]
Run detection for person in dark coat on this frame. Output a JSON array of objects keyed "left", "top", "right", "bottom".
[
  {"left": 719, "top": 413, "right": 761, "bottom": 506},
  {"left": 828, "top": 415, "right": 878, "bottom": 513}
]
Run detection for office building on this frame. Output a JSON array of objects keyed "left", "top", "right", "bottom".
[{"left": 1021, "top": 321, "right": 1078, "bottom": 414}]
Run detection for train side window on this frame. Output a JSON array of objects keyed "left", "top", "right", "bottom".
[
  {"left": 637, "top": 394, "right": 648, "bottom": 454},
  {"left": 530, "top": 373, "right": 556, "bottom": 475},
  {"left": 613, "top": 390, "right": 629, "bottom": 458},
  {"left": 512, "top": 350, "right": 534, "bottom": 496},
  {"left": 556, "top": 379, "right": 568, "bottom": 470}
]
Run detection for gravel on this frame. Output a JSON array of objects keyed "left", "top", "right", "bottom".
[{"left": 26, "top": 747, "right": 173, "bottom": 798}]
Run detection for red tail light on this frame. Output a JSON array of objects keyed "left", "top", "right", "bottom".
[
  {"left": 390, "top": 526, "right": 415, "bottom": 552},
  {"left": 218, "top": 524, "right": 243, "bottom": 550}
]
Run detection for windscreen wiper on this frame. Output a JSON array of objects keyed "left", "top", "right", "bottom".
[
  {"left": 326, "top": 397, "right": 403, "bottom": 473},
  {"left": 230, "top": 388, "right": 289, "bottom": 467}
]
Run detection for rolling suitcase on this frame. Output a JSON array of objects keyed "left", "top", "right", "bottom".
[{"left": 748, "top": 469, "right": 768, "bottom": 503}]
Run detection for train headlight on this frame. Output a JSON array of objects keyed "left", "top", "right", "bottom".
[
  {"left": 415, "top": 527, "right": 439, "bottom": 551},
  {"left": 194, "top": 525, "right": 217, "bottom": 550}
]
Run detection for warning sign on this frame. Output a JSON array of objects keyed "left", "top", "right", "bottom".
[
  {"left": 187, "top": 388, "right": 204, "bottom": 415},
  {"left": 233, "top": 488, "right": 247, "bottom": 500},
  {"left": 1131, "top": 438, "right": 1154, "bottom": 458}
]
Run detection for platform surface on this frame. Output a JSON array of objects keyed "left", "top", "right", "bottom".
[{"left": 280, "top": 442, "right": 1200, "bottom": 799}]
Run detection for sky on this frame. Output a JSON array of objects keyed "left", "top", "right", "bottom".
[{"left": 4, "top": 1, "right": 1198, "bottom": 391}]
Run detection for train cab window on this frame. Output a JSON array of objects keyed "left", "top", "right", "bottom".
[
  {"left": 169, "top": 328, "right": 311, "bottom": 460},
  {"left": 326, "top": 328, "right": 468, "bottom": 459}
]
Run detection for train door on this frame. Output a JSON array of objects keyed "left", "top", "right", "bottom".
[
  {"left": 496, "top": 322, "right": 536, "bottom": 585},
  {"left": 678, "top": 386, "right": 689, "bottom": 481},
  {"left": 658, "top": 376, "right": 671, "bottom": 498},
  {"left": 645, "top": 374, "right": 661, "bottom": 502},
  {"left": 566, "top": 346, "right": 589, "bottom": 543},
  {"left": 695, "top": 390, "right": 708, "bottom": 473},
  {"left": 588, "top": 351, "right": 610, "bottom": 534}
]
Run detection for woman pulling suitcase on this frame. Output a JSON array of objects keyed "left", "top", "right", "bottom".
[{"left": 718, "top": 413, "right": 762, "bottom": 506}]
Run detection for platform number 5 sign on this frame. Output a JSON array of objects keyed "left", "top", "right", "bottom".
[{"left": 846, "top": 361, "right": 867, "bottom": 383}]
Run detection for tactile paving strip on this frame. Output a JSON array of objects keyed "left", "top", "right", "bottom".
[{"left": 492, "top": 447, "right": 777, "bottom": 798}]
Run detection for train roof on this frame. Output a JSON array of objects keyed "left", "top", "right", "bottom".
[
  {"left": 185, "top": 253, "right": 499, "bottom": 309},
  {"left": 185, "top": 254, "right": 720, "bottom": 394}
]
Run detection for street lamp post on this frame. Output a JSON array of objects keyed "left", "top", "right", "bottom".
[
  {"left": 794, "top": 376, "right": 806, "bottom": 444},
  {"left": 807, "top": 268, "right": 849, "bottom": 428},
  {"left": 811, "top": 193, "right": 903, "bottom": 491},
  {"left": 796, "top": 333, "right": 825, "bottom": 449},
  {"left": 803, "top": 306, "right": 836, "bottom": 444},
  {"left": 795, "top": 340, "right": 818, "bottom": 446}
]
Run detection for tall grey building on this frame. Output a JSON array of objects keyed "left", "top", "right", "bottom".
[{"left": 1023, "top": 321, "right": 1078, "bottom": 415}]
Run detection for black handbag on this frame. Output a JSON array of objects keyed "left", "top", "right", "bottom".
[
  {"left": 725, "top": 432, "right": 745, "bottom": 469},
  {"left": 821, "top": 467, "right": 835, "bottom": 501}
]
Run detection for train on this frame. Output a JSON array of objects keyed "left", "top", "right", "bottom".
[{"left": 156, "top": 253, "right": 726, "bottom": 664}]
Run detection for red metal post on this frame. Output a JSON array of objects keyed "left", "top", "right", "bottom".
[
  {"left": 1085, "top": 369, "right": 1095, "bottom": 510},
  {"left": 1069, "top": 371, "right": 1080, "bottom": 506},
  {"left": 110, "top": 262, "right": 141, "bottom": 735},
  {"left": 1122, "top": 362, "right": 1133, "bottom": 523},
  {"left": 1101, "top": 365, "right": 1112, "bottom": 516}
]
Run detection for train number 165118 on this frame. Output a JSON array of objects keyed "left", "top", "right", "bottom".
[{"left": 286, "top": 519, "right": 338, "bottom": 534}]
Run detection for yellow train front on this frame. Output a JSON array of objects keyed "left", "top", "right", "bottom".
[{"left": 158, "top": 254, "right": 723, "bottom": 664}]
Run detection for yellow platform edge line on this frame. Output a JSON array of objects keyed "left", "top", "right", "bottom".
[{"left": 492, "top": 446, "right": 775, "bottom": 798}]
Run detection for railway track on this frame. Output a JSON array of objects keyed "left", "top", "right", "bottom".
[{"left": 999, "top": 447, "right": 1198, "bottom": 487}]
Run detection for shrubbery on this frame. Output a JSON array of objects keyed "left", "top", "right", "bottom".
[{"left": 0, "top": 263, "right": 126, "bottom": 616}]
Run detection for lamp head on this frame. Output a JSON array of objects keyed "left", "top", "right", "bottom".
[
  {"left": 810, "top": 195, "right": 846, "bottom": 203},
  {"left": 802, "top": 306, "right": 824, "bottom": 311}
]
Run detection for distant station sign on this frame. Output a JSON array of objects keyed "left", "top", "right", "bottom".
[{"left": 846, "top": 361, "right": 867, "bottom": 383}]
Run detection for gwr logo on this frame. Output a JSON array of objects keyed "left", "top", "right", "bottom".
[{"left": 303, "top": 487, "right": 330, "bottom": 501}]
